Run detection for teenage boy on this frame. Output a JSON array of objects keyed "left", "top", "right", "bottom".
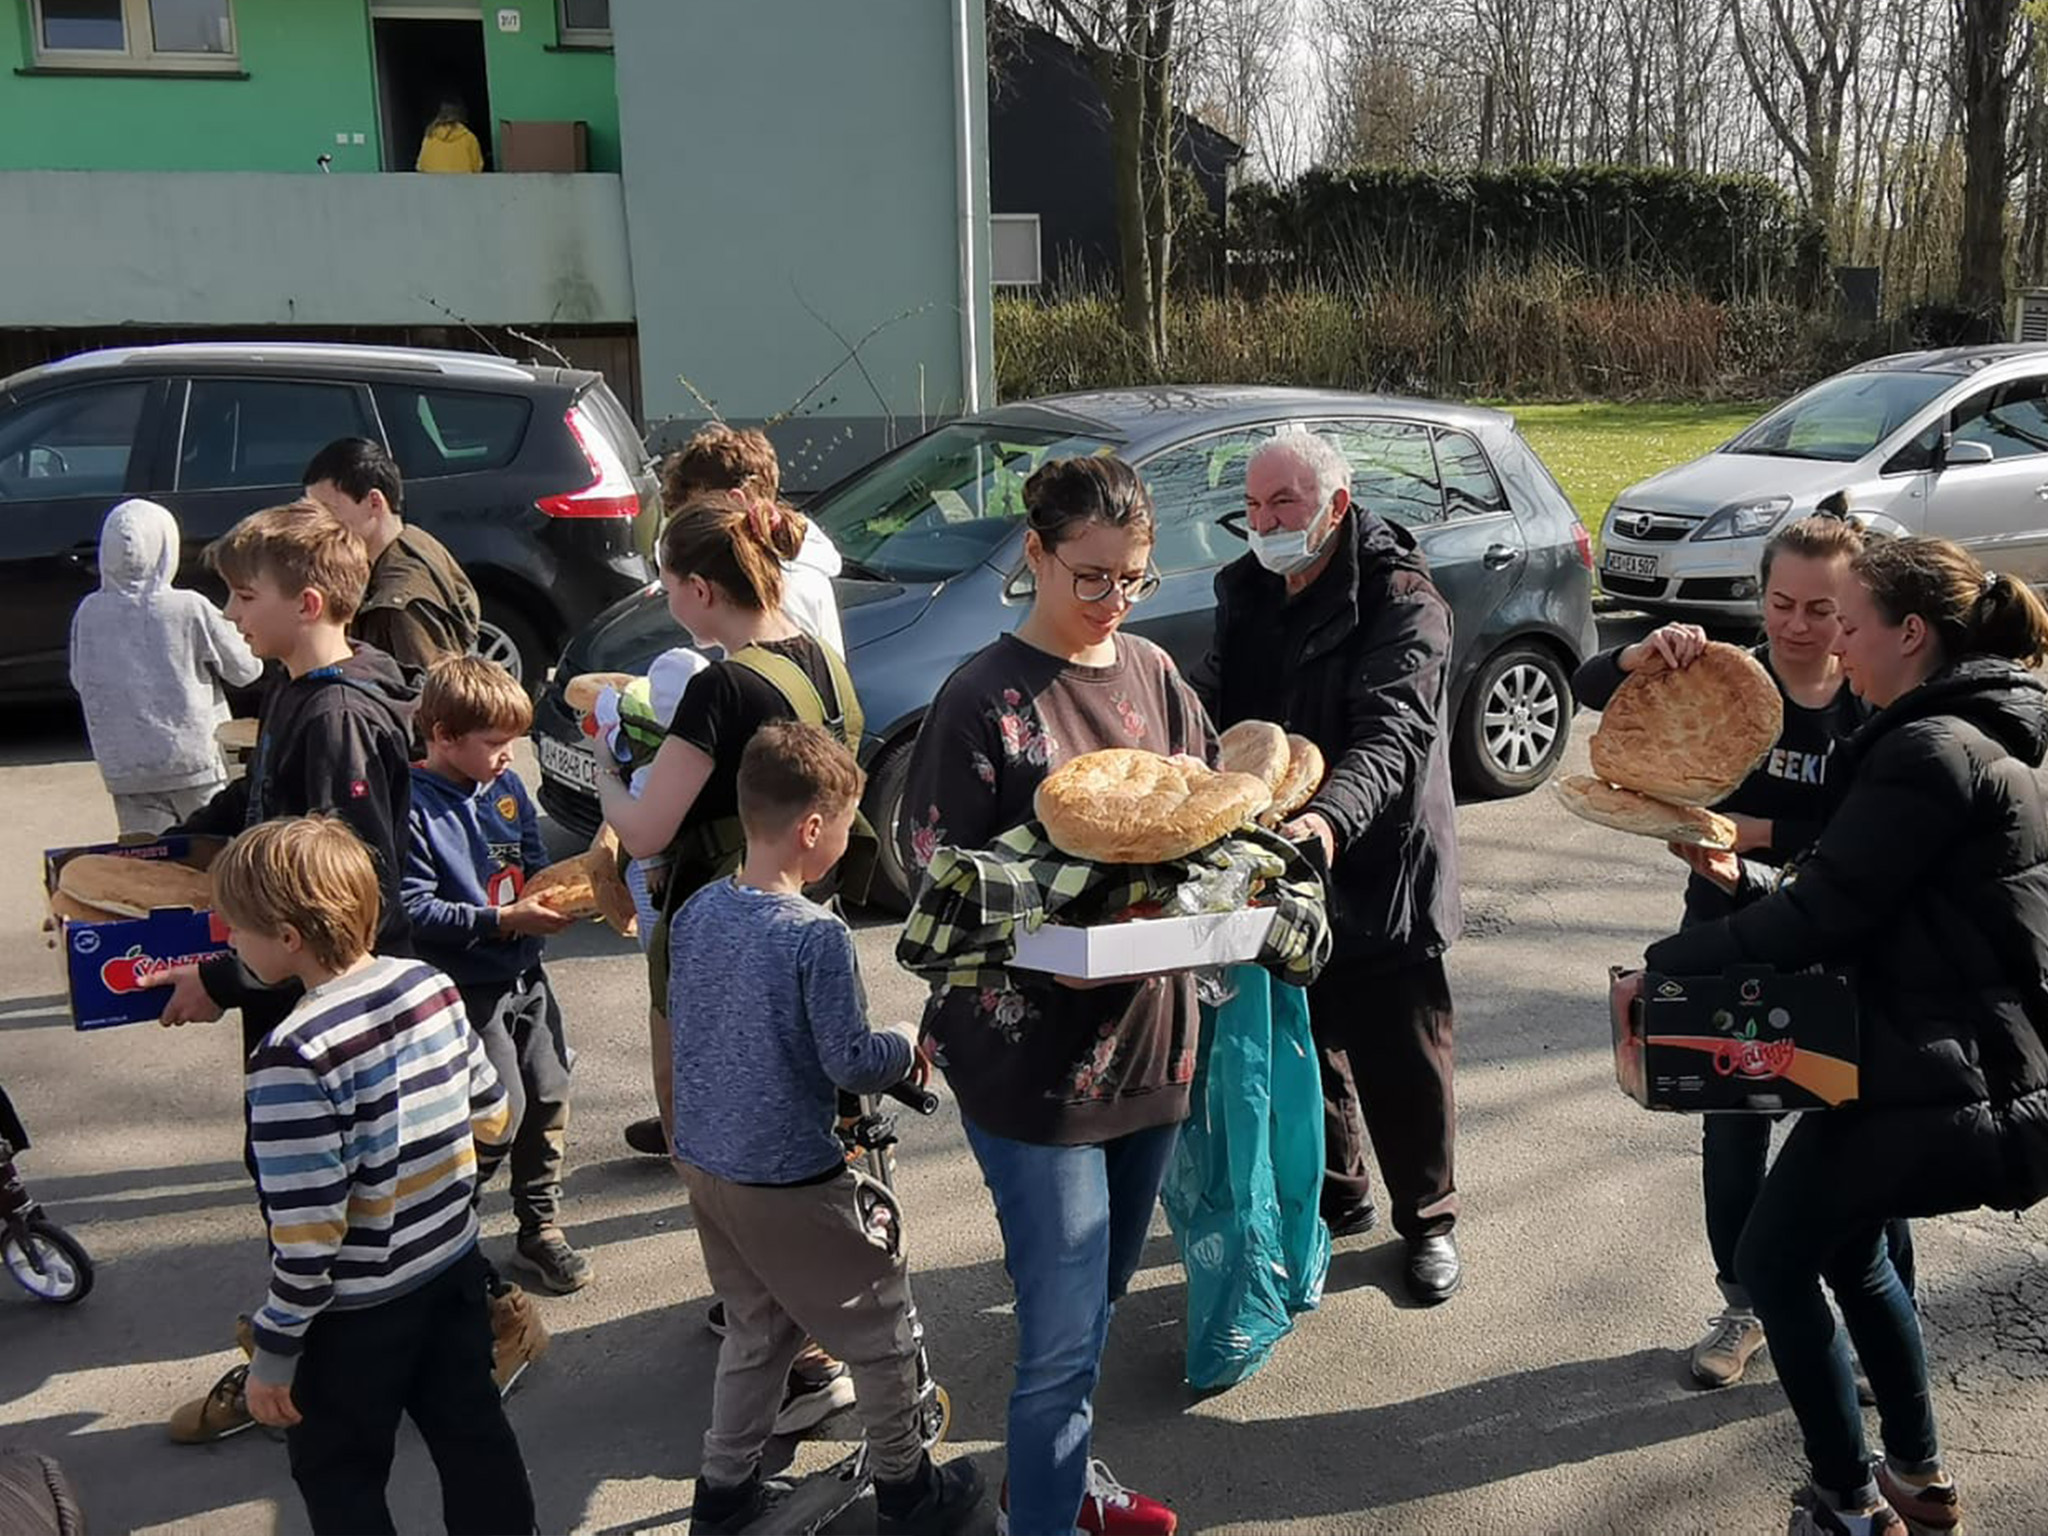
[
  {"left": 215, "top": 815, "right": 536, "bottom": 1536},
  {"left": 303, "top": 436, "right": 479, "bottom": 675},
  {"left": 671, "top": 722, "right": 981, "bottom": 1536},
  {"left": 405, "top": 655, "right": 591, "bottom": 1298}
]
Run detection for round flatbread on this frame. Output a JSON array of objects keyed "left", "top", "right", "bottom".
[
  {"left": 1036, "top": 749, "right": 1272, "bottom": 865},
  {"left": 565, "top": 672, "right": 636, "bottom": 715},
  {"left": 1219, "top": 720, "right": 1290, "bottom": 791},
  {"left": 47, "top": 889, "right": 124, "bottom": 925},
  {"left": 1588, "top": 643, "right": 1782, "bottom": 807},
  {"left": 1553, "top": 775, "right": 1736, "bottom": 849},
  {"left": 58, "top": 853, "right": 212, "bottom": 918},
  {"left": 1262, "top": 733, "right": 1327, "bottom": 826}
]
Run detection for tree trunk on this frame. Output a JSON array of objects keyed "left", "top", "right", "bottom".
[
  {"left": 1099, "top": 50, "right": 1155, "bottom": 361},
  {"left": 1143, "top": 0, "right": 1176, "bottom": 366},
  {"left": 1956, "top": 0, "right": 2021, "bottom": 324}
]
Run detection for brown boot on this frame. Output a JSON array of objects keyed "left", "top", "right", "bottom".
[{"left": 489, "top": 1280, "right": 551, "bottom": 1397}]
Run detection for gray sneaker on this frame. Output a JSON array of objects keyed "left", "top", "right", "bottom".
[
  {"left": 516, "top": 1227, "right": 593, "bottom": 1294},
  {"left": 1690, "top": 1309, "right": 1766, "bottom": 1387},
  {"left": 772, "top": 1361, "right": 855, "bottom": 1435}
]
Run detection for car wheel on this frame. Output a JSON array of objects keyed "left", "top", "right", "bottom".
[
  {"left": 860, "top": 737, "right": 916, "bottom": 916},
  {"left": 475, "top": 604, "right": 550, "bottom": 695},
  {"left": 1453, "top": 641, "right": 1572, "bottom": 798}
]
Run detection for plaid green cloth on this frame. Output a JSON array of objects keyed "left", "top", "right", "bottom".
[{"left": 897, "top": 821, "right": 1332, "bottom": 989}]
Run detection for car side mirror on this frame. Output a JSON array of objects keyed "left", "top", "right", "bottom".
[{"left": 1941, "top": 438, "right": 1995, "bottom": 468}]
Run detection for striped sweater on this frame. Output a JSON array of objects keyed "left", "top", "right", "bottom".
[{"left": 245, "top": 955, "right": 511, "bottom": 1386}]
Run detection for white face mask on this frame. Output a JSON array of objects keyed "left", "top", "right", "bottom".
[{"left": 1249, "top": 514, "right": 1328, "bottom": 577}]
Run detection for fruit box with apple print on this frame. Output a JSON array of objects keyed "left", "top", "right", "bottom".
[
  {"left": 1612, "top": 964, "right": 1861, "bottom": 1112},
  {"left": 44, "top": 838, "right": 231, "bottom": 1031}
]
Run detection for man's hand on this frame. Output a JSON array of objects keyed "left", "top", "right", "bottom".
[
  {"left": 1668, "top": 840, "right": 1742, "bottom": 893},
  {"left": 497, "top": 895, "right": 578, "bottom": 938},
  {"left": 1725, "top": 813, "right": 1772, "bottom": 854},
  {"left": 1620, "top": 623, "right": 1709, "bottom": 675},
  {"left": 245, "top": 1377, "right": 301, "bottom": 1428},
  {"left": 151, "top": 965, "right": 224, "bottom": 1028},
  {"left": 1277, "top": 810, "right": 1336, "bottom": 868}
]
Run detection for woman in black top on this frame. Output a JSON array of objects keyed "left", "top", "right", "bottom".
[{"left": 1574, "top": 515, "right": 1908, "bottom": 1390}]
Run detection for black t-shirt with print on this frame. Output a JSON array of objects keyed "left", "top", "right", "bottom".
[{"left": 666, "top": 634, "right": 840, "bottom": 836}]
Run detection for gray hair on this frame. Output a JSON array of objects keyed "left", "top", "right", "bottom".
[{"left": 1250, "top": 431, "right": 1351, "bottom": 514}]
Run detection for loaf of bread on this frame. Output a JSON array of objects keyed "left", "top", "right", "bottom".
[
  {"left": 525, "top": 830, "right": 638, "bottom": 938},
  {"left": 46, "top": 890, "right": 124, "bottom": 926},
  {"left": 1262, "top": 733, "right": 1327, "bottom": 826},
  {"left": 1588, "top": 643, "right": 1781, "bottom": 807},
  {"left": 1035, "top": 749, "right": 1271, "bottom": 865},
  {"left": 564, "top": 672, "right": 637, "bottom": 716},
  {"left": 57, "top": 853, "right": 212, "bottom": 918},
  {"left": 1553, "top": 775, "right": 1737, "bottom": 849},
  {"left": 1219, "top": 720, "right": 1290, "bottom": 791}
]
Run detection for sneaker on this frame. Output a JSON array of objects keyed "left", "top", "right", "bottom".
[
  {"left": 624, "top": 1116, "right": 669, "bottom": 1156},
  {"left": 689, "top": 1471, "right": 794, "bottom": 1535},
  {"left": 489, "top": 1280, "right": 551, "bottom": 1397},
  {"left": 706, "top": 1299, "right": 728, "bottom": 1337},
  {"left": 875, "top": 1453, "right": 985, "bottom": 1535},
  {"left": 167, "top": 1362, "right": 257, "bottom": 1444},
  {"left": 1690, "top": 1309, "right": 1767, "bottom": 1387},
  {"left": 771, "top": 1361, "right": 856, "bottom": 1435},
  {"left": 1875, "top": 1462, "right": 1961, "bottom": 1531},
  {"left": 997, "top": 1459, "right": 1178, "bottom": 1535},
  {"left": 516, "top": 1227, "right": 593, "bottom": 1294},
  {"left": 1787, "top": 1486, "right": 1907, "bottom": 1536}
]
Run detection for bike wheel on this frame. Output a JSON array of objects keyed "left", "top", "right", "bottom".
[
  {"left": 919, "top": 1382, "right": 951, "bottom": 1448},
  {"left": 3, "top": 1218, "right": 94, "bottom": 1304}
]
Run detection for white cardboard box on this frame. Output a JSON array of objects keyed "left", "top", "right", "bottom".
[{"left": 1009, "top": 905, "right": 1277, "bottom": 980}]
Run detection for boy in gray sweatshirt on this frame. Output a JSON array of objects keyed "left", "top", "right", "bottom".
[{"left": 68, "top": 499, "right": 263, "bottom": 835}]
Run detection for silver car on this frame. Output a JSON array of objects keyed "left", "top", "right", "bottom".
[{"left": 1598, "top": 344, "right": 2048, "bottom": 621}]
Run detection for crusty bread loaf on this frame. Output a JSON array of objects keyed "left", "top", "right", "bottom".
[
  {"left": 58, "top": 853, "right": 212, "bottom": 917},
  {"left": 1588, "top": 642, "right": 1781, "bottom": 807},
  {"left": 1553, "top": 775, "right": 1736, "bottom": 848},
  {"left": 525, "top": 855, "right": 600, "bottom": 918},
  {"left": 1262, "top": 733, "right": 1327, "bottom": 826},
  {"left": 1219, "top": 720, "right": 1290, "bottom": 791},
  {"left": 565, "top": 672, "right": 637, "bottom": 715},
  {"left": 1035, "top": 749, "right": 1272, "bottom": 865}
]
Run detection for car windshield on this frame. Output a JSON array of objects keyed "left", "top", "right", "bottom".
[
  {"left": 806, "top": 420, "right": 1115, "bottom": 582},
  {"left": 1723, "top": 371, "right": 1951, "bottom": 463}
]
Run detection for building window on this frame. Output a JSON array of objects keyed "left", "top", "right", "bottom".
[
  {"left": 993, "top": 214, "right": 1043, "bottom": 288},
  {"left": 33, "top": 0, "right": 237, "bottom": 70},
  {"left": 557, "top": 0, "right": 611, "bottom": 46}
]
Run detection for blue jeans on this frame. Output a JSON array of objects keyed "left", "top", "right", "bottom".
[{"left": 963, "top": 1117, "right": 1181, "bottom": 1536}]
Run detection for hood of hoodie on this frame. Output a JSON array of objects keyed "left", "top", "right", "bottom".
[
  {"left": 791, "top": 521, "right": 844, "bottom": 579},
  {"left": 1860, "top": 655, "right": 2048, "bottom": 765},
  {"left": 98, "top": 499, "right": 179, "bottom": 599},
  {"left": 294, "top": 642, "right": 419, "bottom": 740}
]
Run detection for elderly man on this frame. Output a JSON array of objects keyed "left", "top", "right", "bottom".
[{"left": 1193, "top": 432, "right": 1464, "bottom": 1304}]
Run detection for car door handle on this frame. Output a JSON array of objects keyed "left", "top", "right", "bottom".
[
  {"left": 1482, "top": 543, "right": 1522, "bottom": 570},
  {"left": 2034, "top": 483, "right": 2048, "bottom": 500},
  {"left": 63, "top": 541, "right": 98, "bottom": 570}
]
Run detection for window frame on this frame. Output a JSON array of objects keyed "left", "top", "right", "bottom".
[
  {"left": 1431, "top": 427, "right": 1511, "bottom": 521},
  {"left": 1944, "top": 375, "right": 2048, "bottom": 464},
  {"left": 1315, "top": 416, "right": 1447, "bottom": 530},
  {"left": 555, "top": 0, "right": 612, "bottom": 48},
  {"left": 0, "top": 379, "right": 152, "bottom": 502},
  {"left": 1129, "top": 421, "right": 1282, "bottom": 577},
  {"left": 171, "top": 375, "right": 379, "bottom": 494},
  {"left": 30, "top": 0, "right": 240, "bottom": 73}
]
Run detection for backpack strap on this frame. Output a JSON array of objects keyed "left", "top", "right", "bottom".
[{"left": 726, "top": 643, "right": 866, "bottom": 749}]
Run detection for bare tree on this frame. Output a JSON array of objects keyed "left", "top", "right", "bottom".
[
  {"left": 1729, "top": 0, "right": 1871, "bottom": 244},
  {"left": 1954, "top": 0, "right": 2035, "bottom": 319},
  {"left": 1182, "top": 0, "right": 1299, "bottom": 180}
]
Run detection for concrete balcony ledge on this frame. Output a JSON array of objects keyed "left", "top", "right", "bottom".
[{"left": 0, "top": 170, "right": 633, "bottom": 328}]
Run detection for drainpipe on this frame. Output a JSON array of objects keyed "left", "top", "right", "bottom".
[{"left": 951, "top": 0, "right": 983, "bottom": 413}]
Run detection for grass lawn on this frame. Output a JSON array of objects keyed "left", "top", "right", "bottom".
[{"left": 1498, "top": 401, "right": 1768, "bottom": 535}]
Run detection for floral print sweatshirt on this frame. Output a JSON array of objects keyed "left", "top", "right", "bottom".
[{"left": 899, "top": 631, "right": 1216, "bottom": 1145}]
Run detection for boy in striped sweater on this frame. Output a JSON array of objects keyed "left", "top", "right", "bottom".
[{"left": 217, "top": 816, "right": 535, "bottom": 1535}]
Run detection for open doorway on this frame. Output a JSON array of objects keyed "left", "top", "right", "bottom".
[{"left": 373, "top": 18, "right": 492, "bottom": 173}]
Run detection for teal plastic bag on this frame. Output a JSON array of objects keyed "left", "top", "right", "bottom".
[{"left": 1161, "top": 964, "right": 1330, "bottom": 1389}]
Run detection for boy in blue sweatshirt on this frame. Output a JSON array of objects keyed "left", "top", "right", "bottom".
[{"left": 403, "top": 656, "right": 590, "bottom": 1298}]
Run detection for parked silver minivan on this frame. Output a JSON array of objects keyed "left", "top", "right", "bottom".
[{"left": 1598, "top": 344, "right": 2048, "bottom": 621}]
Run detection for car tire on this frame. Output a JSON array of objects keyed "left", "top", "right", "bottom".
[
  {"left": 860, "top": 737, "right": 916, "bottom": 916},
  {"left": 475, "top": 603, "right": 551, "bottom": 696},
  {"left": 1452, "top": 640, "right": 1572, "bottom": 798}
]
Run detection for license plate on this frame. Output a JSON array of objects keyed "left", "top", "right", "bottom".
[
  {"left": 1603, "top": 549, "right": 1660, "bottom": 579},
  {"left": 537, "top": 734, "right": 597, "bottom": 794}
]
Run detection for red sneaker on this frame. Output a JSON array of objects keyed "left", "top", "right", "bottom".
[{"left": 999, "top": 1460, "right": 1177, "bottom": 1536}]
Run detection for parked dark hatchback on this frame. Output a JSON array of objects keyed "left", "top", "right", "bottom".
[
  {"left": 533, "top": 387, "right": 1599, "bottom": 902},
  {"left": 0, "top": 342, "right": 660, "bottom": 695}
]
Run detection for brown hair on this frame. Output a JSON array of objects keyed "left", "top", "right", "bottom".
[
  {"left": 736, "top": 721, "right": 865, "bottom": 835},
  {"left": 1759, "top": 512, "right": 1866, "bottom": 589},
  {"left": 1851, "top": 535, "right": 2048, "bottom": 668},
  {"left": 1023, "top": 455, "right": 1155, "bottom": 551},
  {"left": 658, "top": 492, "right": 801, "bottom": 613},
  {"left": 211, "top": 817, "right": 381, "bottom": 972},
  {"left": 417, "top": 655, "right": 532, "bottom": 740},
  {"left": 663, "top": 422, "right": 781, "bottom": 505},
  {"left": 208, "top": 502, "right": 370, "bottom": 624}
]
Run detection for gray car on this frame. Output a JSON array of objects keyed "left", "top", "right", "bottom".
[
  {"left": 531, "top": 386, "right": 1599, "bottom": 903},
  {"left": 1599, "top": 344, "right": 2048, "bottom": 622}
]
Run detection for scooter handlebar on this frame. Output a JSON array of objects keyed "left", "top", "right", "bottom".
[{"left": 885, "top": 1081, "right": 939, "bottom": 1116}]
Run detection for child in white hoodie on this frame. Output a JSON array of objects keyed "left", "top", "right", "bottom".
[{"left": 69, "top": 499, "right": 264, "bottom": 835}]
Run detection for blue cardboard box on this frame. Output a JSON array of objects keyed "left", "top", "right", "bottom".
[{"left": 44, "top": 839, "right": 230, "bottom": 1031}]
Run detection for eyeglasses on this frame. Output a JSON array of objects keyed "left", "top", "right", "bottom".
[{"left": 1048, "top": 549, "right": 1161, "bottom": 607}]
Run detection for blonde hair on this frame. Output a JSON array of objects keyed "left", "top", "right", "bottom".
[
  {"left": 737, "top": 721, "right": 865, "bottom": 835},
  {"left": 1759, "top": 513, "right": 1865, "bottom": 588},
  {"left": 417, "top": 654, "right": 533, "bottom": 740},
  {"left": 208, "top": 502, "right": 370, "bottom": 624},
  {"left": 211, "top": 817, "right": 381, "bottom": 971}
]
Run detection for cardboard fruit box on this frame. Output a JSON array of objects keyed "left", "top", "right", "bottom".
[
  {"left": 1010, "top": 906, "right": 1277, "bottom": 981},
  {"left": 1611, "top": 964, "right": 1860, "bottom": 1113},
  {"left": 44, "top": 838, "right": 230, "bottom": 1031}
]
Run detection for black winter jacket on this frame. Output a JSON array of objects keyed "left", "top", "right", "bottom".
[
  {"left": 1193, "top": 509, "right": 1460, "bottom": 970},
  {"left": 1646, "top": 658, "right": 2048, "bottom": 1212}
]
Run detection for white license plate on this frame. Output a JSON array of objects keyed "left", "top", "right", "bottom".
[
  {"left": 537, "top": 734, "right": 597, "bottom": 794},
  {"left": 1603, "top": 550, "right": 1660, "bottom": 579}
]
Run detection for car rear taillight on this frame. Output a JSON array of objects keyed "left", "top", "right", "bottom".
[
  {"left": 1571, "top": 521, "right": 1594, "bottom": 571},
  {"left": 539, "top": 403, "right": 641, "bottom": 520}
]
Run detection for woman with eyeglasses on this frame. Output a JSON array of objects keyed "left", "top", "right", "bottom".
[{"left": 898, "top": 455, "right": 1204, "bottom": 1536}]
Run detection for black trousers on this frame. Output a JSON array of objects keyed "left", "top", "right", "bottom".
[
  {"left": 1307, "top": 951, "right": 1459, "bottom": 1240},
  {"left": 460, "top": 970, "right": 574, "bottom": 1234},
  {"left": 285, "top": 1247, "right": 535, "bottom": 1536}
]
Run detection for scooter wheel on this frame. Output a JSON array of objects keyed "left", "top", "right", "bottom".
[
  {"left": 3, "top": 1218, "right": 94, "bottom": 1304},
  {"left": 919, "top": 1383, "right": 951, "bottom": 1448}
]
